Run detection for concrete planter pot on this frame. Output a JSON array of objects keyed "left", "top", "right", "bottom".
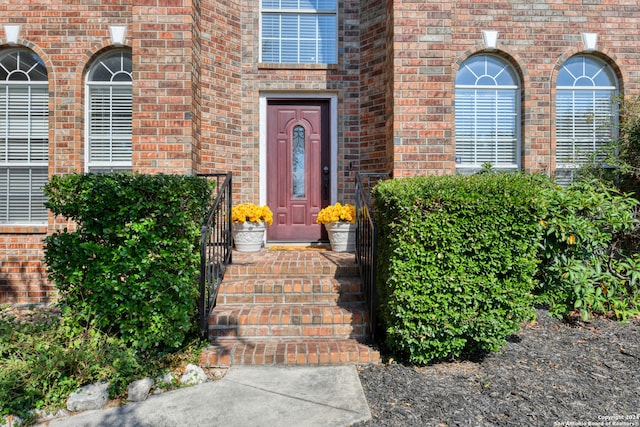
[
  {"left": 233, "top": 221, "right": 266, "bottom": 252},
  {"left": 324, "top": 221, "right": 356, "bottom": 252}
]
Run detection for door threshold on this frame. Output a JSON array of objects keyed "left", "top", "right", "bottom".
[{"left": 266, "top": 242, "right": 330, "bottom": 250}]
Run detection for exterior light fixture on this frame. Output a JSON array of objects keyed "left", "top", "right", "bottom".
[
  {"left": 482, "top": 30, "right": 498, "bottom": 50},
  {"left": 581, "top": 33, "right": 598, "bottom": 52},
  {"left": 109, "top": 25, "right": 127, "bottom": 46},
  {"left": 4, "top": 25, "right": 21, "bottom": 45}
]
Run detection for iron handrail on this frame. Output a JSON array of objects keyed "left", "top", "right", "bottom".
[
  {"left": 355, "top": 172, "right": 391, "bottom": 343},
  {"left": 198, "top": 172, "right": 233, "bottom": 336}
]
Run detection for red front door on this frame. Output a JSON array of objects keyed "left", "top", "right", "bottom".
[{"left": 266, "top": 100, "right": 330, "bottom": 242}]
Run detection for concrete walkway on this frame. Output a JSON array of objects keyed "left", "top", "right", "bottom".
[{"left": 38, "top": 365, "right": 371, "bottom": 427}]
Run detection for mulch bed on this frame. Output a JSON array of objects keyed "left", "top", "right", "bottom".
[{"left": 356, "top": 309, "right": 640, "bottom": 427}]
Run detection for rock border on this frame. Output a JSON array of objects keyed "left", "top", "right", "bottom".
[{"left": 1, "top": 365, "right": 228, "bottom": 427}]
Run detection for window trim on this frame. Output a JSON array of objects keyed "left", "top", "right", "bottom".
[
  {"left": 555, "top": 55, "right": 618, "bottom": 185},
  {"left": 259, "top": 0, "right": 338, "bottom": 65},
  {"left": 0, "top": 48, "right": 49, "bottom": 225},
  {"left": 84, "top": 50, "right": 133, "bottom": 173},
  {"left": 454, "top": 54, "right": 521, "bottom": 172}
]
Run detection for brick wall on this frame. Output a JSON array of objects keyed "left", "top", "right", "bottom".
[
  {"left": 240, "top": 1, "right": 362, "bottom": 204},
  {"left": 0, "top": 0, "right": 197, "bottom": 303},
  {"left": 131, "top": 1, "right": 194, "bottom": 174},
  {"left": 390, "top": 0, "right": 640, "bottom": 177},
  {"left": 0, "top": 230, "right": 52, "bottom": 303},
  {"left": 359, "top": 0, "right": 390, "bottom": 173},
  {"left": 196, "top": 0, "right": 242, "bottom": 180},
  {"left": 0, "top": 1, "right": 133, "bottom": 303},
  {"left": 4, "top": 0, "right": 640, "bottom": 303}
]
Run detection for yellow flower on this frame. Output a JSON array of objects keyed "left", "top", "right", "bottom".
[
  {"left": 316, "top": 202, "right": 356, "bottom": 224},
  {"left": 232, "top": 203, "right": 273, "bottom": 226}
]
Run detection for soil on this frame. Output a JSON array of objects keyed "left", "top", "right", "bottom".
[{"left": 355, "top": 309, "right": 640, "bottom": 427}]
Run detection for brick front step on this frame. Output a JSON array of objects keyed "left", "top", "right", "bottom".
[
  {"left": 226, "top": 249, "right": 359, "bottom": 277},
  {"left": 216, "top": 276, "right": 363, "bottom": 305},
  {"left": 200, "top": 338, "right": 380, "bottom": 366},
  {"left": 204, "top": 248, "right": 379, "bottom": 366},
  {"left": 208, "top": 303, "right": 369, "bottom": 339}
]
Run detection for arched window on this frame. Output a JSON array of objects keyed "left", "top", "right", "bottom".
[
  {"left": 455, "top": 54, "right": 520, "bottom": 172},
  {"left": 86, "top": 49, "right": 132, "bottom": 172},
  {"left": 555, "top": 55, "right": 618, "bottom": 185},
  {"left": 0, "top": 48, "right": 48, "bottom": 224}
]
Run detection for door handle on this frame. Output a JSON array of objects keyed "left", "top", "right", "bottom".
[{"left": 322, "top": 166, "right": 329, "bottom": 200}]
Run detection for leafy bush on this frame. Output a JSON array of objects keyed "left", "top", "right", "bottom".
[
  {"left": 44, "top": 173, "right": 211, "bottom": 352},
  {"left": 0, "top": 306, "right": 204, "bottom": 423},
  {"left": 373, "top": 173, "right": 548, "bottom": 364},
  {"left": 0, "top": 309, "right": 141, "bottom": 422},
  {"left": 576, "top": 96, "right": 640, "bottom": 194},
  {"left": 536, "top": 180, "right": 640, "bottom": 320}
]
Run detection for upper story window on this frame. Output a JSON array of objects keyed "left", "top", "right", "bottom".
[
  {"left": 86, "top": 49, "right": 132, "bottom": 173},
  {"left": 455, "top": 54, "right": 520, "bottom": 172},
  {"left": 261, "top": 0, "right": 337, "bottom": 64},
  {"left": 0, "top": 48, "right": 49, "bottom": 224},
  {"left": 555, "top": 55, "right": 618, "bottom": 185}
]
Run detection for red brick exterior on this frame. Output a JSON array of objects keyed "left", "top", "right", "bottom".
[
  {"left": 390, "top": 1, "right": 640, "bottom": 177},
  {"left": 2, "top": 0, "right": 640, "bottom": 302},
  {"left": 131, "top": 2, "right": 194, "bottom": 174}
]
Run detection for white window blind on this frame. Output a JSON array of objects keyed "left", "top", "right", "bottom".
[
  {"left": 455, "top": 55, "right": 520, "bottom": 171},
  {"left": 0, "top": 49, "right": 48, "bottom": 224},
  {"left": 261, "top": 0, "right": 337, "bottom": 64},
  {"left": 86, "top": 50, "right": 132, "bottom": 172},
  {"left": 555, "top": 55, "right": 617, "bottom": 185},
  {"left": 455, "top": 89, "right": 517, "bottom": 168},
  {"left": 88, "top": 86, "right": 132, "bottom": 167}
]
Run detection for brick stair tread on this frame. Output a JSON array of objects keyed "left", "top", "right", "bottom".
[
  {"left": 209, "top": 303, "right": 368, "bottom": 327},
  {"left": 204, "top": 248, "right": 376, "bottom": 366},
  {"left": 200, "top": 337, "right": 380, "bottom": 366},
  {"left": 217, "top": 276, "right": 363, "bottom": 304},
  {"left": 209, "top": 303, "right": 369, "bottom": 339},
  {"left": 226, "top": 249, "right": 359, "bottom": 277}
]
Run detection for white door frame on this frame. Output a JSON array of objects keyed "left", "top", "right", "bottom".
[{"left": 259, "top": 93, "right": 338, "bottom": 207}]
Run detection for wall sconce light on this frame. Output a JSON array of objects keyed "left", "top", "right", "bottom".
[
  {"left": 581, "top": 33, "right": 598, "bottom": 52},
  {"left": 109, "top": 25, "right": 127, "bottom": 46},
  {"left": 482, "top": 30, "right": 498, "bottom": 50},
  {"left": 4, "top": 25, "right": 21, "bottom": 45}
]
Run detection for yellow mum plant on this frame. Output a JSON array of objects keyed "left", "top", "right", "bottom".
[
  {"left": 232, "top": 202, "right": 273, "bottom": 226},
  {"left": 316, "top": 202, "right": 356, "bottom": 224}
]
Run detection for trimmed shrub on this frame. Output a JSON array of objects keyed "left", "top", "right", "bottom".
[
  {"left": 536, "top": 180, "right": 640, "bottom": 320},
  {"left": 373, "top": 173, "right": 549, "bottom": 364},
  {"left": 0, "top": 310, "right": 141, "bottom": 420},
  {"left": 44, "top": 173, "right": 211, "bottom": 352}
]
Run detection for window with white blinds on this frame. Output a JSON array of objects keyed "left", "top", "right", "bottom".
[
  {"left": 0, "top": 49, "right": 49, "bottom": 224},
  {"left": 555, "top": 55, "right": 617, "bottom": 185},
  {"left": 455, "top": 55, "right": 520, "bottom": 172},
  {"left": 86, "top": 50, "right": 132, "bottom": 173},
  {"left": 261, "top": 0, "right": 337, "bottom": 64}
]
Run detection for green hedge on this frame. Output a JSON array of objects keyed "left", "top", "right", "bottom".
[
  {"left": 44, "top": 173, "right": 211, "bottom": 352},
  {"left": 536, "top": 180, "right": 640, "bottom": 320},
  {"left": 373, "top": 173, "right": 549, "bottom": 364}
]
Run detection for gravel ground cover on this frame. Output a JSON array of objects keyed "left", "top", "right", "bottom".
[{"left": 356, "top": 309, "right": 640, "bottom": 427}]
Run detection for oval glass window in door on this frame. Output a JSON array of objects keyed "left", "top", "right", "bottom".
[{"left": 292, "top": 124, "right": 305, "bottom": 198}]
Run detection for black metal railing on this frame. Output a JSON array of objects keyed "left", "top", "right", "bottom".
[
  {"left": 198, "top": 172, "right": 233, "bottom": 336},
  {"left": 355, "top": 172, "right": 391, "bottom": 342}
]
